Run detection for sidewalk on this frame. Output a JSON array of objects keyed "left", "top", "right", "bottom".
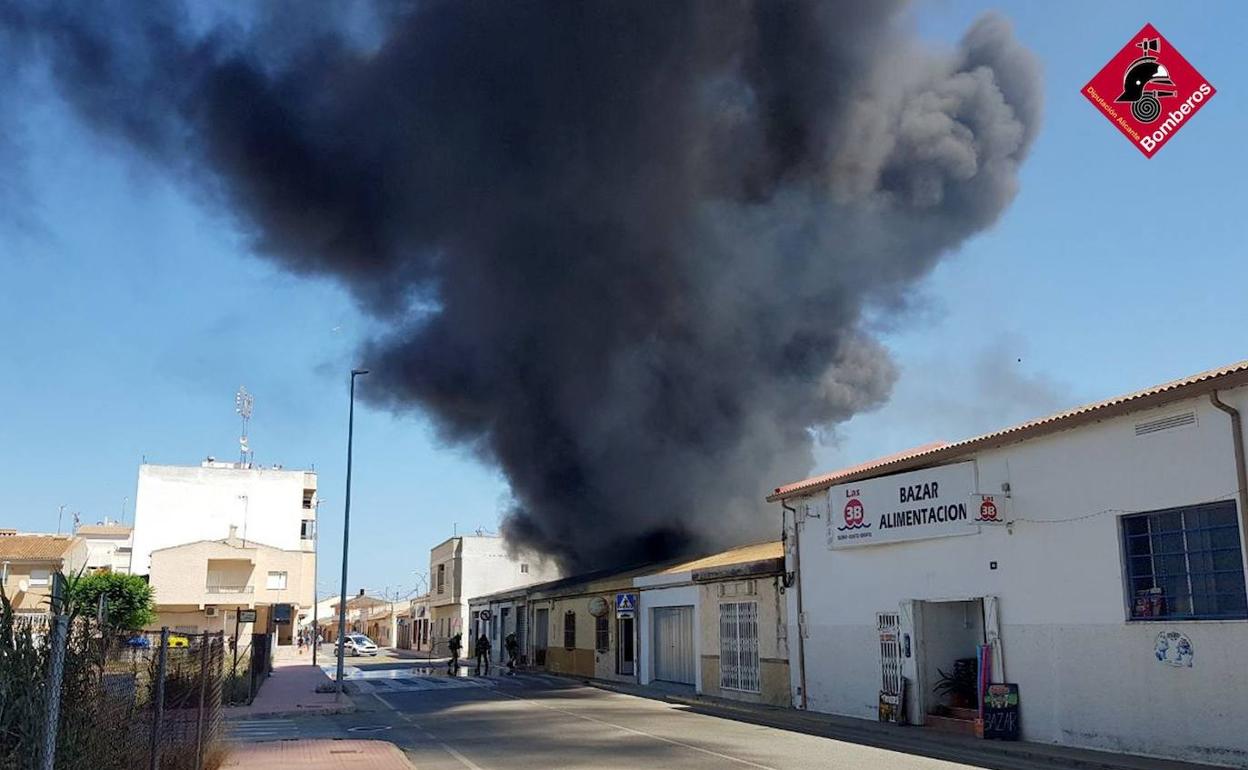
[
  {"left": 572, "top": 676, "right": 1225, "bottom": 770},
  {"left": 222, "top": 739, "right": 414, "bottom": 769},
  {"left": 226, "top": 658, "right": 355, "bottom": 718}
]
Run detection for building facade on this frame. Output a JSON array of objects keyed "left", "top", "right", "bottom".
[
  {"left": 428, "top": 534, "right": 560, "bottom": 654},
  {"left": 147, "top": 529, "right": 313, "bottom": 645},
  {"left": 469, "top": 542, "right": 790, "bottom": 706},
  {"left": 130, "top": 460, "right": 317, "bottom": 576},
  {"left": 75, "top": 521, "right": 133, "bottom": 574},
  {"left": 770, "top": 361, "right": 1248, "bottom": 766},
  {"left": 0, "top": 533, "right": 88, "bottom": 617}
]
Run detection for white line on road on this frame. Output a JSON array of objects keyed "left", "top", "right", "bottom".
[
  {"left": 491, "top": 688, "right": 780, "bottom": 770},
  {"left": 372, "top": 692, "right": 489, "bottom": 770}
]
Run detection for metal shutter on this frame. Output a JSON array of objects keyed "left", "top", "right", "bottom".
[{"left": 652, "top": 606, "right": 695, "bottom": 685}]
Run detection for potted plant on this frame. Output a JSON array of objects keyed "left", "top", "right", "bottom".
[{"left": 933, "top": 657, "right": 979, "bottom": 709}]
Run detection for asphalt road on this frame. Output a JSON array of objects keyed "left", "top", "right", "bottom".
[{"left": 233, "top": 671, "right": 998, "bottom": 770}]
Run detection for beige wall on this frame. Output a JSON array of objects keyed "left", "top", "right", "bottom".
[
  {"left": 697, "top": 575, "right": 791, "bottom": 707},
  {"left": 529, "top": 580, "right": 635, "bottom": 683},
  {"left": 149, "top": 538, "right": 313, "bottom": 610},
  {"left": 0, "top": 540, "right": 89, "bottom": 614}
]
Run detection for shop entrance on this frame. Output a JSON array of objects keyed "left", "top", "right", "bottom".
[
  {"left": 914, "top": 598, "right": 987, "bottom": 731},
  {"left": 617, "top": 616, "right": 635, "bottom": 676},
  {"left": 534, "top": 608, "right": 549, "bottom": 666}
]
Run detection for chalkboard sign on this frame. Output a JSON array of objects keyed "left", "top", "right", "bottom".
[{"left": 982, "top": 683, "right": 1020, "bottom": 741}]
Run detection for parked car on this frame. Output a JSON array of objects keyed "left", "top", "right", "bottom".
[{"left": 341, "top": 633, "right": 379, "bottom": 656}]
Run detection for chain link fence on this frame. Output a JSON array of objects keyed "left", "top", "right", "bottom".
[{"left": 1, "top": 616, "right": 227, "bottom": 770}]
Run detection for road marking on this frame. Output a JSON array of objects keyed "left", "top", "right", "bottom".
[
  {"left": 371, "top": 692, "right": 487, "bottom": 770},
  {"left": 492, "top": 689, "right": 780, "bottom": 770},
  {"left": 439, "top": 742, "right": 486, "bottom": 770}
]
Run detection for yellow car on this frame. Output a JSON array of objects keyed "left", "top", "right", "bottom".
[{"left": 167, "top": 635, "right": 190, "bottom": 648}]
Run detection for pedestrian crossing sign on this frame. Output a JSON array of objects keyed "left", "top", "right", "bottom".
[{"left": 615, "top": 593, "right": 637, "bottom": 617}]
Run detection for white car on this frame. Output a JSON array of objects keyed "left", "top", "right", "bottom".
[{"left": 342, "top": 634, "right": 379, "bottom": 656}]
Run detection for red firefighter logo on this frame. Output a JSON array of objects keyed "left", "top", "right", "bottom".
[{"left": 1114, "top": 37, "right": 1174, "bottom": 123}]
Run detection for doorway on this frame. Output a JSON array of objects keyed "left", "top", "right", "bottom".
[
  {"left": 652, "top": 606, "right": 695, "bottom": 685},
  {"left": 534, "top": 608, "right": 549, "bottom": 666},
  {"left": 915, "top": 599, "right": 985, "bottom": 725},
  {"left": 617, "top": 616, "right": 635, "bottom": 676}
]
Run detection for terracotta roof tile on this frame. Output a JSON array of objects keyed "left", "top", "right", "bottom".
[
  {"left": 0, "top": 535, "right": 81, "bottom": 562},
  {"left": 768, "top": 359, "right": 1248, "bottom": 502}
]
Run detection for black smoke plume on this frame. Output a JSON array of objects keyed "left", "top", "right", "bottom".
[{"left": 1, "top": 1, "right": 1041, "bottom": 571}]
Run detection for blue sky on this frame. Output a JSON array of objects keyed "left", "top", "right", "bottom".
[{"left": 1, "top": 1, "right": 1244, "bottom": 596}]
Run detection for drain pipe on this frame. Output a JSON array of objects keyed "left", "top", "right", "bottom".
[
  {"left": 1209, "top": 392, "right": 1248, "bottom": 568},
  {"left": 782, "top": 500, "right": 809, "bottom": 710}
]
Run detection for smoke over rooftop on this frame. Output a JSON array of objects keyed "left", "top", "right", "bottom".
[{"left": 2, "top": 1, "right": 1041, "bottom": 571}]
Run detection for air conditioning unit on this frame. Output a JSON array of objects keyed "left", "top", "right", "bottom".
[{"left": 204, "top": 607, "right": 218, "bottom": 618}]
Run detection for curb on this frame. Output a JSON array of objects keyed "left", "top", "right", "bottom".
[
  {"left": 226, "top": 704, "right": 357, "bottom": 719},
  {"left": 566, "top": 676, "right": 1215, "bottom": 770}
]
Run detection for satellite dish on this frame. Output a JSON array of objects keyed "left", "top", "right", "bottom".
[{"left": 17, "top": 579, "right": 29, "bottom": 593}]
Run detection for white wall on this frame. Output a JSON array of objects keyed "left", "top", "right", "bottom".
[
  {"left": 131, "top": 464, "right": 316, "bottom": 575},
  {"left": 637, "top": 581, "right": 700, "bottom": 690},
  {"left": 788, "top": 387, "right": 1248, "bottom": 766}
]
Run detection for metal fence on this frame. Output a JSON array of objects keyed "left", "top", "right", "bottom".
[{"left": 0, "top": 619, "right": 227, "bottom": 770}]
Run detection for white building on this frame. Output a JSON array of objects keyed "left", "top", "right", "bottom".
[
  {"left": 130, "top": 460, "right": 317, "bottom": 576},
  {"left": 75, "top": 520, "right": 133, "bottom": 574},
  {"left": 429, "top": 534, "right": 561, "bottom": 652},
  {"left": 770, "top": 360, "right": 1248, "bottom": 766}
]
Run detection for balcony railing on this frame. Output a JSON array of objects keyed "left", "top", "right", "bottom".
[{"left": 205, "top": 584, "right": 254, "bottom": 594}]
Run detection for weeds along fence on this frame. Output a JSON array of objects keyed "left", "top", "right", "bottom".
[{"left": 0, "top": 616, "right": 227, "bottom": 770}]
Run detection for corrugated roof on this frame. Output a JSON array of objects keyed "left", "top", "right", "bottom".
[
  {"left": 0, "top": 535, "right": 82, "bottom": 562},
  {"left": 76, "top": 524, "right": 132, "bottom": 537},
  {"left": 652, "top": 541, "right": 783, "bottom": 574},
  {"left": 768, "top": 359, "right": 1248, "bottom": 502}
]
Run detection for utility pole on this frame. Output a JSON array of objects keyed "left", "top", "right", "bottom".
[
  {"left": 335, "top": 368, "right": 368, "bottom": 701},
  {"left": 312, "top": 498, "right": 326, "bottom": 667}
]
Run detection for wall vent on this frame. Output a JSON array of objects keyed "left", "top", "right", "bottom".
[{"left": 1135, "top": 411, "right": 1196, "bottom": 437}]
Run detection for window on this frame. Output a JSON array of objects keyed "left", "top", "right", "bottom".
[
  {"left": 28, "top": 569, "right": 50, "bottom": 587},
  {"left": 300, "top": 520, "right": 315, "bottom": 540},
  {"left": 595, "top": 614, "right": 609, "bottom": 652},
  {"left": 563, "top": 611, "right": 576, "bottom": 649},
  {"left": 520, "top": 563, "right": 529, "bottom": 574},
  {"left": 1122, "top": 501, "right": 1247, "bottom": 620},
  {"left": 266, "top": 571, "right": 288, "bottom": 590},
  {"left": 720, "top": 601, "right": 760, "bottom": 692},
  {"left": 436, "top": 564, "right": 446, "bottom": 594},
  {"left": 302, "top": 489, "right": 315, "bottom": 509}
]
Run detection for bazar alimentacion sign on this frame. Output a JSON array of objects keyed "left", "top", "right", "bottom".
[{"left": 825, "top": 461, "right": 978, "bottom": 549}]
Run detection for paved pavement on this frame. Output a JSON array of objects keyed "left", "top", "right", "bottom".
[{"left": 222, "top": 739, "right": 415, "bottom": 768}]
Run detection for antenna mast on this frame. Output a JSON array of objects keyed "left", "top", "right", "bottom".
[{"left": 235, "top": 386, "right": 254, "bottom": 467}]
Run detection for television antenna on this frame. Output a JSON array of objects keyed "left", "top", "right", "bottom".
[{"left": 235, "top": 386, "right": 254, "bottom": 466}]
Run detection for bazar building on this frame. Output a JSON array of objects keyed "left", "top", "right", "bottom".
[
  {"left": 769, "top": 361, "right": 1248, "bottom": 766},
  {"left": 470, "top": 541, "right": 791, "bottom": 707}
]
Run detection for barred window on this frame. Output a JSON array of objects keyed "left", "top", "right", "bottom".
[
  {"left": 720, "top": 601, "right": 760, "bottom": 692},
  {"left": 1122, "top": 501, "right": 1247, "bottom": 620},
  {"left": 595, "top": 614, "right": 609, "bottom": 652},
  {"left": 563, "top": 611, "right": 576, "bottom": 649}
]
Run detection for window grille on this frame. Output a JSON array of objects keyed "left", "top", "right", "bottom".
[
  {"left": 1123, "top": 501, "right": 1247, "bottom": 620},
  {"left": 564, "top": 611, "right": 576, "bottom": 649},
  {"left": 719, "top": 601, "right": 760, "bottom": 693}
]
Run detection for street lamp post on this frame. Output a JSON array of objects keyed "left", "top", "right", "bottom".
[
  {"left": 312, "top": 498, "right": 327, "bottom": 667},
  {"left": 335, "top": 368, "right": 368, "bottom": 700}
]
